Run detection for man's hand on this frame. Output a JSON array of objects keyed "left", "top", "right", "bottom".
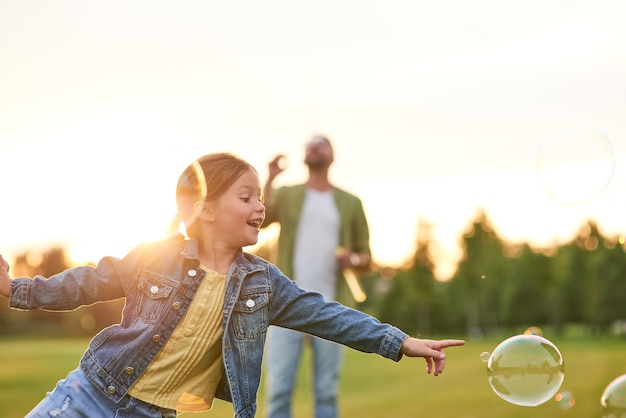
[{"left": 267, "top": 154, "right": 286, "bottom": 181}]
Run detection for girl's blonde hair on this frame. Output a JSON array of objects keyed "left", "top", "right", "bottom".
[{"left": 175, "top": 153, "right": 256, "bottom": 238}]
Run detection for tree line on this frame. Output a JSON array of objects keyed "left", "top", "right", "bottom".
[
  {"left": 1, "top": 209, "right": 625, "bottom": 338},
  {"left": 364, "top": 210, "right": 626, "bottom": 338}
]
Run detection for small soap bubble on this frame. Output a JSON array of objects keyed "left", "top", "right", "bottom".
[
  {"left": 601, "top": 374, "right": 626, "bottom": 417},
  {"left": 536, "top": 126, "right": 615, "bottom": 205},
  {"left": 555, "top": 390, "right": 575, "bottom": 410},
  {"left": 480, "top": 352, "right": 491, "bottom": 362},
  {"left": 487, "top": 334, "right": 564, "bottom": 407}
]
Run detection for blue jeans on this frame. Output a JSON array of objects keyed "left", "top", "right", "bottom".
[
  {"left": 265, "top": 326, "right": 343, "bottom": 418},
  {"left": 25, "top": 368, "right": 177, "bottom": 418}
]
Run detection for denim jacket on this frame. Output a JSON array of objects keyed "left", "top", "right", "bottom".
[{"left": 9, "top": 236, "right": 408, "bottom": 418}]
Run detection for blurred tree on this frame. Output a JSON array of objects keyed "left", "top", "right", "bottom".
[
  {"left": 580, "top": 223, "right": 626, "bottom": 333},
  {"left": 597, "top": 237, "right": 626, "bottom": 332},
  {"left": 409, "top": 218, "right": 436, "bottom": 335},
  {"left": 377, "top": 218, "right": 437, "bottom": 335},
  {"left": 454, "top": 210, "right": 508, "bottom": 338},
  {"left": 3, "top": 214, "right": 625, "bottom": 339},
  {"left": 498, "top": 244, "right": 553, "bottom": 332},
  {"left": 549, "top": 223, "right": 597, "bottom": 334}
]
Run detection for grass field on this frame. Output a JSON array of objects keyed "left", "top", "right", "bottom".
[{"left": 0, "top": 334, "right": 624, "bottom": 417}]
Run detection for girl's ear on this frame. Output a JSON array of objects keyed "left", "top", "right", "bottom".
[{"left": 196, "top": 200, "right": 216, "bottom": 222}]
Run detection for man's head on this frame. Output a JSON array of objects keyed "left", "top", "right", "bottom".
[{"left": 304, "top": 134, "right": 334, "bottom": 169}]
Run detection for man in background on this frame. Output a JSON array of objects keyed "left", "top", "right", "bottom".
[{"left": 262, "top": 134, "right": 372, "bottom": 418}]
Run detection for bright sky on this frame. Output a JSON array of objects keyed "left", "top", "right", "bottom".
[{"left": 1, "top": 1, "right": 626, "bottom": 278}]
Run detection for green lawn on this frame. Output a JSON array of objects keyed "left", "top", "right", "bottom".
[{"left": 0, "top": 335, "right": 624, "bottom": 417}]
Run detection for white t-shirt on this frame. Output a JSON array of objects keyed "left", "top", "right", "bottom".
[{"left": 292, "top": 189, "right": 339, "bottom": 300}]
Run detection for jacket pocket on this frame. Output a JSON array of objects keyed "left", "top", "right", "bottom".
[
  {"left": 135, "top": 274, "right": 176, "bottom": 323},
  {"left": 232, "top": 288, "right": 270, "bottom": 339}
]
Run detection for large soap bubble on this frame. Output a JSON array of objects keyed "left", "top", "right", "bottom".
[
  {"left": 601, "top": 374, "right": 626, "bottom": 417},
  {"left": 486, "top": 334, "right": 565, "bottom": 406},
  {"left": 536, "top": 126, "right": 615, "bottom": 205}
]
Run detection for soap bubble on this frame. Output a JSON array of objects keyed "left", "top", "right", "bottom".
[
  {"left": 536, "top": 126, "right": 615, "bottom": 205},
  {"left": 486, "top": 334, "right": 564, "bottom": 406},
  {"left": 480, "top": 352, "right": 490, "bottom": 362},
  {"left": 555, "top": 390, "right": 576, "bottom": 410},
  {"left": 601, "top": 374, "right": 626, "bottom": 417}
]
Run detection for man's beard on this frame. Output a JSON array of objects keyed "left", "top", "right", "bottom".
[{"left": 305, "top": 159, "right": 328, "bottom": 169}]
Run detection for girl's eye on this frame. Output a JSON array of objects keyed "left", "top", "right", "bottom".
[{"left": 241, "top": 197, "right": 251, "bottom": 202}]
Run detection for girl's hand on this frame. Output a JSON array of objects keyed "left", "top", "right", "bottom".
[
  {"left": 0, "top": 255, "right": 12, "bottom": 298},
  {"left": 401, "top": 337, "right": 465, "bottom": 376}
]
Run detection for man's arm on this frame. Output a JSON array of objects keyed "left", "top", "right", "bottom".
[{"left": 262, "top": 154, "right": 285, "bottom": 227}]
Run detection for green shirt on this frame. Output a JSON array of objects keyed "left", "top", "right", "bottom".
[{"left": 262, "top": 184, "right": 371, "bottom": 306}]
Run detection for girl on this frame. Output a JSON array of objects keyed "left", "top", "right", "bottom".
[{"left": 0, "top": 153, "right": 464, "bottom": 418}]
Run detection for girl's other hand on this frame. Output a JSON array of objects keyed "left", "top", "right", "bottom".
[{"left": 0, "top": 255, "right": 12, "bottom": 298}]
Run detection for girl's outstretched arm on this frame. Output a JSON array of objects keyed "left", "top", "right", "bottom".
[{"left": 400, "top": 337, "right": 466, "bottom": 376}]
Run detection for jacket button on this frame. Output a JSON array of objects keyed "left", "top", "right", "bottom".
[
  {"left": 107, "top": 385, "right": 116, "bottom": 394},
  {"left": 172, "top": 301, "right": 181, "bottom": 310},
  {"left": 246, "top": 299, "right": 255, "bottom": 308},
  {"left": 188, "top": 269, "right": 197, "bottom": 277},
  {"left": 125, "top": 367, "right": 135, "bottom": 375},
  {"left": 152, "top": 334, "right": 161, "bottom": 342},
  {"left": 150, "top": 285, "right": 159, "bottom": 294}
]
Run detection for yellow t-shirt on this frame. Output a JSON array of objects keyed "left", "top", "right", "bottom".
[{"left": 128, "top": 267, "right": 226, "bottom": 411}]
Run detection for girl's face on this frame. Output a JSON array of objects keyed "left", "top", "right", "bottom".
[{"left": 210, "top": 168, "right": 265, "bottom": 249}]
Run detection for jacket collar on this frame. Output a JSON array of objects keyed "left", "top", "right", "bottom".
[{"left": 180, "top": 237, "right": 265, "bottom": 274}]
